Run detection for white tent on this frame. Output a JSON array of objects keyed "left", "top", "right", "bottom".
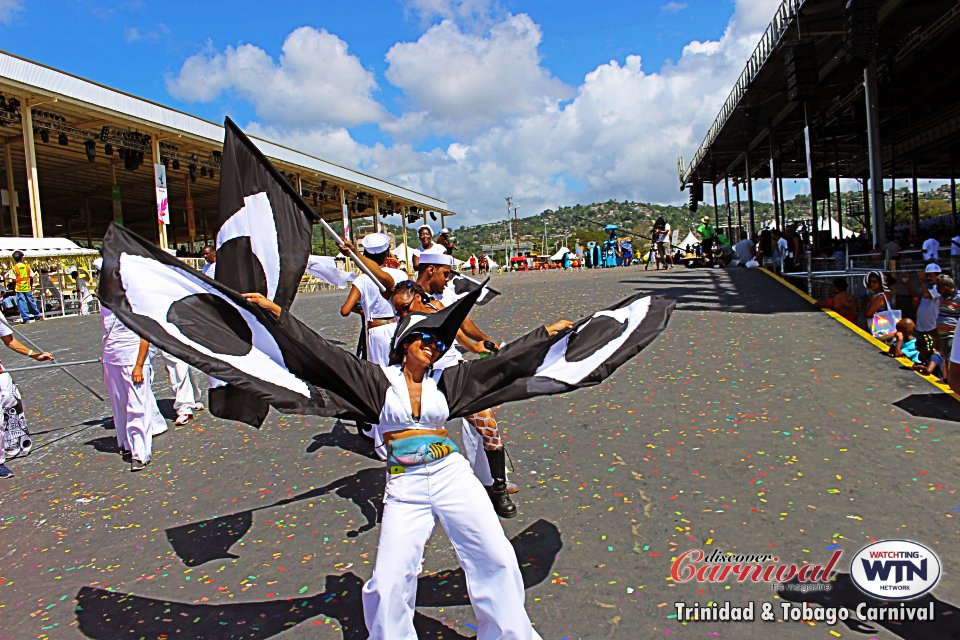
[
  {"left": 817, "top": 217, "right": 857, "bottom": 239},
  {"left": 392, "top": 242, "right": 415, "bottom": 264},
  {"left": 676, "top": 231, "right": 700, "bottom": 251},
  {"left": 550, "top": 246, "right": 571, "bottom": 261},
  {"left": 0, "top": 237, "right": 99, "bottom": 259}
]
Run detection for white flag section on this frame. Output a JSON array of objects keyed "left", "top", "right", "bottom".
[
  {"left": 305, "top": 255, "right": 357, "bottom": 289},
  {"left": 118, "top": 251, "right": 310, "bottom": 399},
  {"left": 216, "top": 192, "right": 281, "bottom": 300},
  {"left": 535, "top": 296, "right": 651, "bottom": 385},
  {"left": 447, "top": 273, "right": 500, "bottom": 306}
]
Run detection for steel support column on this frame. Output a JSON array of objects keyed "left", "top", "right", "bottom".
[
  {"left": 735, "top": 180, "right": 742, "bottom": 238},
  {"left": 745, "top": 153, "right": 755, "bottom": 239},
  {"left": 20, "top": 105, "right": 42, "bottom": 238},
  {"left": 3, "top": 142, "right": 18, "bottom": 236},
  {"left": 150, "top": 136, "right": 168, "bottom": 249},
  {"left": 723, "top": 176, "right": 732, "bottom": 239},
  {"left": 712, "top": 181, "right": 720, "bottom": 229},
  {"left": 911, "top": 160, "right": 920, "bottom": 235},
  {"left": 864, "top": 63, "right": 886, "bottom": 246},
  {"left": 769, "top": 131, "right": 779, "bottom": 230}
]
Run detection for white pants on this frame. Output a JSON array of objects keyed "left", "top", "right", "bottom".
[
  {"left": 367, "top": 323, "right": 396, "bottom": 366},
  {"left": 362, "top": 453, "right": 540, "bottom": 640},
  {"left": 1, "top": 372, "right": 24, "bottom": 463},
  {"left": 102, "top": 362, "right": 165, "bottom": 462},
  {"left": 157, "top": 351, "right": 202, "bottom": 417},
  {"left": 460, "top": 417, "right": 493, "bottom": 485}
]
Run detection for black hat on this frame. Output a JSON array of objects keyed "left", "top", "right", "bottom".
[{"left": 390, "top": 279, "right": 486, "bottom": 364}]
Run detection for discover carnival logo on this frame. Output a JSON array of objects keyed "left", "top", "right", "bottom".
[
  {"left": 673, "top": 540, "right": 941, "bottom": 626},
  {"left": 849, "top": 540, "right": 941, "bottom": 600}
]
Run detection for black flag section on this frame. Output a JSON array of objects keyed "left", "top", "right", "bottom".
[
  {"left": 209, "top": 117, "right": 318, "bottom": 426},
  {"left": 98, "top": 223, "right": 389, "bottom": 425}
]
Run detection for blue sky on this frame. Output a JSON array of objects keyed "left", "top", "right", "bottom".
[{"left": 2, "top": 0, "right": 809, "bottom": 226}]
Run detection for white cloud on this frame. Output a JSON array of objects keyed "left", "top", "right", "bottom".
[
  {"left": 0, "top": 0, "right": 24, "bottom": 24},
  {"left": 660, "top": 2, "right": 688, "bottom": 13},
  {"left": 383, "top": 13, "right": 571, "bottom": 136},
  {"left": 169, "top": 1, "right": 784, "bottom": 227},
  {"left": 166, "top": 27, "right": 387, "bottom": 128},
  {"left": 404, "top": 0, "right": 502, "bottom": 29}
]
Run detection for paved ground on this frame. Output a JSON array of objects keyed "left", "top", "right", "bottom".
[{"left": 0, "top": 266, "right": 958, "bottom": 640}]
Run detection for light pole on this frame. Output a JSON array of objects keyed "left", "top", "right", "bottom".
[
  {"left": 543, "top": 220, "right": 548, "bottom": 255},
  {"left": 505, "top": 196, "right": 514, "bottom": 264}
]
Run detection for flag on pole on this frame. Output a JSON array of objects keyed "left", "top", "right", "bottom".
[
  {"left": 208, "top": 117, "right": 318, "bottom": 425},
  {"left": 447, "top": 273, "right": 499, "bottom": 306},
  {"left": 305, "top": 255, "right": 357, "bottom": 289}
]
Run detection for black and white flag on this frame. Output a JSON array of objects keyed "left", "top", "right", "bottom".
[
  {"left": 447, "top": 273, "right": 499, "bottom": 306},
  {"left": 98, "top": 224, "right": 388, "bottom": 424},
  {"left": 439, "top": 293, "right": 676, "bottom": 419},
  {"left": 208, "top": 117, "right": 318, "bottom": 426}
]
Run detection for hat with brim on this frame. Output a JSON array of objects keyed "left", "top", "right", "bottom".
[
  {"left": 925, "top": 263, "right": 942, "bottom": 273},
  {"left": 701, "top": 217, "right": 710, "bottom": 223},
  {"left": 418, "top": 224, "right": 432, "bottom": 234},
  {"left": 439, "top": 228, "right": 451, "bottom": 236},
  {"left": 418, "top": 252, "right": 453, "bottom": 266},
  {"left": 361, "top": 232, "right": 391, "bottom": 255},
  {"left": 391, "top": 281, "right": 485, "bottom": 362}
]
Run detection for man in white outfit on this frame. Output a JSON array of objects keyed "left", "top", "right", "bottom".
[
  {"left": 155, "top": 351, "right": 204, "bottom": 426},
  {"left": 95, "top": 259, "right": 166, "bottom": 471},
  {"left": 340, "top": 233, "right": 408, "bottom": 442}
]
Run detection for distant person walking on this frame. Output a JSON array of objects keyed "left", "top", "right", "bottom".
[
  {"left": 200, "top": 245, "right": 216, "bottom": 278},
  {"left": 4, "top": 251, "right": 43, "bottom": 323}
]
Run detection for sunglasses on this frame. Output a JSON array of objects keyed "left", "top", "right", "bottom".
[{"left": 413, "top": 332, "right": 448, "bottom": 354}]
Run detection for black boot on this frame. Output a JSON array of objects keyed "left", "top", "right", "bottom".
[{"left": 484, "top": 448, "right": 517, "bottom": 519}]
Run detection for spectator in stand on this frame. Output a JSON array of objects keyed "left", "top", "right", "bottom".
[
  {"left": 773, "top": 230, "right": 789, "bottom": 272},
  {"left": 817, "top": 278, "right": 857, "bottom": 324},
  {"left": 905, "top": 264, "right": 942, "bottom": 350},
  {"left": 883, "top": 236, "right": 901, "bottom": 273},
  {"left": 936, "top": 274, "right": 960, "bottom": 355},
  {"left": 757, "top": 228, "right": 773, "bottom": 269},
  {"left": 922, "top": 232, "right": 941, "bottom": 264},
  {"left": 863, "top": 270, "right": 894, "bottom": 324}
]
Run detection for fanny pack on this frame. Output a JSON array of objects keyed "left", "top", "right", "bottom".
[{"left": 384, "top": 428, "right": 458, "bottom": 475}]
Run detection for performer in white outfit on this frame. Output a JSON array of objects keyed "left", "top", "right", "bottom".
[
  {"left": 340, "top": 233, "right": 408, "bottom": 366},
  {"left": 0, "top": 321, "right": 53, "bottom": 478},
  {"left": 243, "top": 289, "right": 559, "bottom": 640},
  {"left": 353, "top": 247, "right": 518, "bottom": 518},
  {"left": 155, "top": 351, "right": 204, "bottom": 425},
  {"left": 340, "top": 233, "right": 408, "bottom": 444},
  {"left": 410, "top": 224, "right": 447, "bottom": 269},
  {"left": 96, "top": 258, "right": 166, "bottom": 470}
]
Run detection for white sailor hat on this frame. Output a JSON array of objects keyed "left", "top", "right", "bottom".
[
  {"left": 417, "top": 224, "right": 433, "bottom": 234},
  {"left": 361, "top": 232, "right": 391, "bottom": 254},
  {"left": 417, "top": 252, "right": 453, "bottom": 266},
  {"left": 439, "top": 227, "right": 451, "bottom": 236}
]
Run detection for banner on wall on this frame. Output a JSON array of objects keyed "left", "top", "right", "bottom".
[
  {"left": 154, "top": 164, "right": 169, "bottom": 225},
  {"left": 186, "top": 194, "right": 196, "bottom": 239},
  {"left": 111, "top": 184, "right": 123, "bottom": 226}
]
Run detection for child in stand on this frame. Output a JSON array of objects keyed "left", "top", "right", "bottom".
[
  {"left": 817, "top": 278, "right": 857, "bottom": 324},
  {"left": 879, "top": 318, "right": 920, "bottom": 361},
  {"left": 913, "top": 333, "right": 946, "bottom": 383}
]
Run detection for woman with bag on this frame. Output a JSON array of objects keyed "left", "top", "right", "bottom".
[{"left": 864, "top": 271, "right": 900, "bottom": 338}]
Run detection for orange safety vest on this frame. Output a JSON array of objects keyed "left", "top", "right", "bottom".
[{"left": 11, "top": 262, "right": 32, "bottom": 292}]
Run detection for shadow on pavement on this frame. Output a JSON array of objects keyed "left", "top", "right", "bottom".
[
  {"left": 894, "top": 393, "right": 960, "bottom": 422},
  {"left": 166, "top": 467, "right": 386, "bottom": 566},
  {"left": 779, "top": 573, "right": 959, "bottom": 639},
  {"left": 306, "top": 420, "right": 379, "bottom": 460},
  {"left": 622, "top": 268, "right": 816, "bottom": 315},
  {"left": 77, "top": 519, "right": 561, "bottom": 640}
]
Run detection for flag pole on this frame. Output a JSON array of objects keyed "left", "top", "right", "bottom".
[
  {"left": 317, "top": 218, "right": 386, "bottom": 293},
  {"left": 0, "top": 320, "right": 105, "bottom": 400},
  {"left": 5, "top": 358, "right": 101, "bottom": 373}
]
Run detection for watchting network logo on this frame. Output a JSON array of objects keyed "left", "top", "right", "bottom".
[{"left": 850, "top": 540, "right": 942, "bottom": 600}]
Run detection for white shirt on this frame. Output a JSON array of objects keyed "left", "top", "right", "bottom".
[
  {"left": 412, "top": 243, "right": 446, "bottom": 259},
  {"left": 776, "top": 237, "right": 789, "bottom": 255},
  {"left": 354, "top": 267, "right": 407, "bottom": 320},
  {"left": 923, "top": 238, "right": 941, "bottom": 262},
  {"left": 916, "top": 285, "right": 941, "bottom": 332},
  {"left": 101, "top": 307, "right": 144, "bottom": 366},
  {"left": 734, "top": 238, "right": 755, "bottom": 262},
  {"left": 952, "top": 236, "right": 960, "bottom": 256},
  {"left": 201, "top": 261, "right": 216, "bottom": 278},
  {"left": 375, "top": 365, "right": 449, "bottom": 434}
]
